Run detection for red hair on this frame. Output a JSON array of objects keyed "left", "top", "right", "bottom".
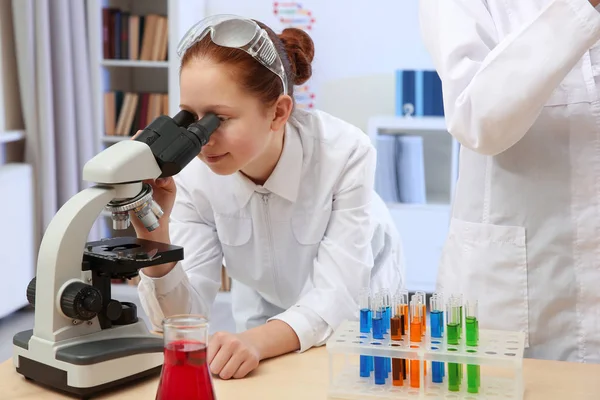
[{"left": 180, "top": 20, "right": 315, "bottom": 107}]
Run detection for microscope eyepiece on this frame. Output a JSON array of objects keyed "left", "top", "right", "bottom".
[
  {"left": 188, "top": 114, "right": 221, "bottom": 147},
  {"left": 172, "top": 110, "right": 196, "bottom": 128}
]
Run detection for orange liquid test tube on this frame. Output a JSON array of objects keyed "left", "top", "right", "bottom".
[
  {"left": 410, "top": 360, "right": 420, "bottom": 388},
  {"left": 416, "top": 291, "right": 427, "bottom": 336},
  {"left": 391, "top": 293, "right": 408, "bottom": 386},
  {"left": 409, "top": 298, "right": 423, "bottom": 388}
]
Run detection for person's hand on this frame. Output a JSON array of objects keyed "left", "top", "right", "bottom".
[
  {"left": 129, "top": 130, "right": 177, "bottom": 241},
  {"left": 591, "top": 0, "right": 600, "bottom": 7},
  {"left": 208, "top": 331, "right": 260, "bottom": 379}
]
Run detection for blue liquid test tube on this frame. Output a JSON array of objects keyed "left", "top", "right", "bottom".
[
  {"left": 435, "top": 292, "right": 445, "bottom": 377},
  {"left": 359, "top": 288, "right": 373, "bottom": 377},
  {"left": 379, "top": 289, "right": 391, "bottom": 333},
  {"left": 379, "top": 289, "right": 392, "bottom": 376},
  {"left": 435, "top": 292, "right": 445, "bottom": 336},
  {"left": 429, "top": 294, "right": 444, "bottom": 383},
  {"left": 371, "top": 295, "right": 386, "bottom": 385},
  {"left": 359, "top": 288, "right": 372, "bottom": 334}
]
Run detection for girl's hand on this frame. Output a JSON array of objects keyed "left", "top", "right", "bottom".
[
  {"left": 208, "top": 331, "right": 261, "bottom": 379},
  {"left": 130, "top": 176, "right": 177, "bottom": 240},
  {"left": 129, "top": 131, "right": 177, "bottom": 241}
]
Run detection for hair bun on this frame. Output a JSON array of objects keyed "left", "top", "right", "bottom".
[{"left": 278, "top": 28, "right": 315, "bottom": 86}]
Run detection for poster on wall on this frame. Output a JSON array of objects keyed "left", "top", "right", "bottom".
[{"left": 273, "top": 2, "right": 316, "bottom": 109}]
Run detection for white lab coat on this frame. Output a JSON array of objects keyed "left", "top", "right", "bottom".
[
  {"left": 419, "top": 0, "right": 600, "bottom": 362},
  {"left": 138, "top": 108, "right": 404, "bottom": 352}
]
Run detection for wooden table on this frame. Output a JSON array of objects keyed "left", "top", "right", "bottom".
[{"left": 1, "top": 347, "right": 600, "bottom": 399}]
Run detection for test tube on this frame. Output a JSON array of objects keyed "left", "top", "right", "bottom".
[
  {"left": 359, "top": 288, "right": 372, "bottom": 378},
  {"left": 371, "top": 295, "right": 386, "bottom": 385},
  {"left": 453, "top": 294, "right": 464, "bottom": 384},
  {"left": 434, "top": 292, "right": 445, "bottom": 378},
  {"left": 380, "top": 289, "right": 391, "bottom": 333},
  {"left": 413, "top": 291, "right": 426, "bottom": 336},
  {"left": 446, "top": 297, "right": 461, "bottom": 392},
  {"left": 409, "top": 298, "right": 423, "bottom": 388},
  {"left": 391, "top": 294, "right": 404, "bottom": 340},
  {"left": 437, "top": 292, "right": 445, "bottom": 336},
  {"left": 381, "top": 289, "right": 393, "bottom": 377},
  {"left": 398, "top": 290, "right": 409, "bottom": 380},
  {"left": 451, "top": 293, "right": 463, "bottom": 339},
  {"left": 429, "top": 294, "right": 444, "bottom": 384},
  {"left": 398, "top": 289, "right": 409, "bottom": 333},
  {"left": 465, "top": 299, "right": 480, "bottom": 393},
  {"left": 429, "top": 294, "right": 444, "bottom": 338},
  {"left": 372, "top": 294, "right": 384, "bottom": 340},
  {"left": 409, "top": 296, "right": 423, "bottom": 342},
  {"left": 390, "top": 294, "right": 404, "bottom": 387},
  {"left": 359, "top": 288, "right": 372, "bottom": 334}
]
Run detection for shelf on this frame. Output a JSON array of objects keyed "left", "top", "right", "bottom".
[
  {"left": 369, "top": 115, "right": 447, "bottom": 136},
  {"left": 102, "top": 135, "right": 130, "bottom": 143},
  {"left": 101, "top": 59, "right": 169, "bottom": 68},
  {"left": 0, "top": 130, "right": 25, "bottom": 144},
  {"left": 386, "top": 201, "right": 451, "bottom": 212}
]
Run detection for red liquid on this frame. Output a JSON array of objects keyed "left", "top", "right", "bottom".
[{"left": 156, "top": 340, "right": 216, "bottom": 400}]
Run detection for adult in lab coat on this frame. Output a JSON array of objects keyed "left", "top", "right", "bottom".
[
  {"left": 132, "top": 17, "right": 404, "bottom": 379},
  {"left": 419, "top": 0, "right": 600, "bottom": 362}
]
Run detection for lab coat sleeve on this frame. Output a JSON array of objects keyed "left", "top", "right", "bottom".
[
  {"left": 268, "top": 143, "right": 376, "bottom": 352},
  {"left": 419, "top": 0, "right": 600, "bottom": 156},
  {"left": 137, "top": 177, "right": 224, "bottom": 331}
]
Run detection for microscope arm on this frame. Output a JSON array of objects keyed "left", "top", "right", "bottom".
[
  {"left": 32, "top": 139, "right": 165, "bottom": 343},
  {"left": 32, "top": 183, "right": 144, "bottom": 343}
]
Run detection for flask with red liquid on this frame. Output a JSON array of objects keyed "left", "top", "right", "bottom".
[{"left": 156, "top": 314, "right": 216, "bottom": 400}]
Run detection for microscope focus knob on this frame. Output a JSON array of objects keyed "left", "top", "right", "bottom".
[
  {"left": 60, "top": 281, "right": 103, "bottom": 321},
  {"left": 26, "top": 277, "right": 37, "bottom": 306}
]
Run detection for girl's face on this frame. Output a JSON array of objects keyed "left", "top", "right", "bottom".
[{"left": 179, "top": 58, "right": 291, "bottom": 180}]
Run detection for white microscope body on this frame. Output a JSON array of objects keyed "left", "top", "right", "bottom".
[{"left": 12, "top": 111, "right": 220, "bottom": 399}]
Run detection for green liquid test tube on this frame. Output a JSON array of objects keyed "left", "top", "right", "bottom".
[
  {"left": 446, "top": 299, "right": 461, "bottom": 392},
  {"left": 465, "top": 300, "right": 480, "bottom": 393}
]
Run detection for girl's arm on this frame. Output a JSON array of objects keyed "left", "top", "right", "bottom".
[{"left": 137, "top": 172, "right": 224, "bottom": 331}]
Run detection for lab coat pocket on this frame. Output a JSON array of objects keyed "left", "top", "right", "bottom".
[
  {"left": 214, "top": 214, "right": 252, "bottom": 247},
  {"left": 439, "top": 218, "right": 529, "bottom": 347},
  {"left": 291, "top": 205, "right": 332, "bottom": 245}
]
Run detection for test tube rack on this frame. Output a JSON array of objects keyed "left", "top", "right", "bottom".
[{"left": 326, "top": 320, "right": 526, "bottom": 399}]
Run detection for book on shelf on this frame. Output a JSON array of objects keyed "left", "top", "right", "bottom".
[
  {"left": 104, "top": 91, "right": 169, "bottom": 136},
  {"left": 102, "top": 7, "right": 168, "bottom": 61}
]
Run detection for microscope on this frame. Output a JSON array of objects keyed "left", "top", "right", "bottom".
[{"left": 11, "top": 110, "right": 220, "bottom": 399}]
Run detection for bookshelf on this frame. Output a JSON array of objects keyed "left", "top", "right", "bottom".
[
  {"left": 0, "top": 130, "right": 25, "bottom": 145},
  {"left": 86, "top": 0, "right": 231, "bottom": 292},
  {"left": 367, "top": 115, "right": 460, "bottom": 293}
]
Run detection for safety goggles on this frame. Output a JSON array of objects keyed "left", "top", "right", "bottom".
[{"left": 177, "top": 14, "right": 289, "bottom": 96}]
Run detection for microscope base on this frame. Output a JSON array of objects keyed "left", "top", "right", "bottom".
[
  {"left": 15, "top": 355, "right": 161, "bottom": 399},
  {"left": 13, "top": 325, "right": 164, "bottom": 399}
]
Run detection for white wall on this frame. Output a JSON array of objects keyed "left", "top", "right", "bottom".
[{"left": 204, "top": 0, "right": 434, "bottom": 132}]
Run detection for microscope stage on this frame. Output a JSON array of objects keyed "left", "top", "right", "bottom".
[{"left": 83, "top": 237, "right": 184, "bottom": 278}]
